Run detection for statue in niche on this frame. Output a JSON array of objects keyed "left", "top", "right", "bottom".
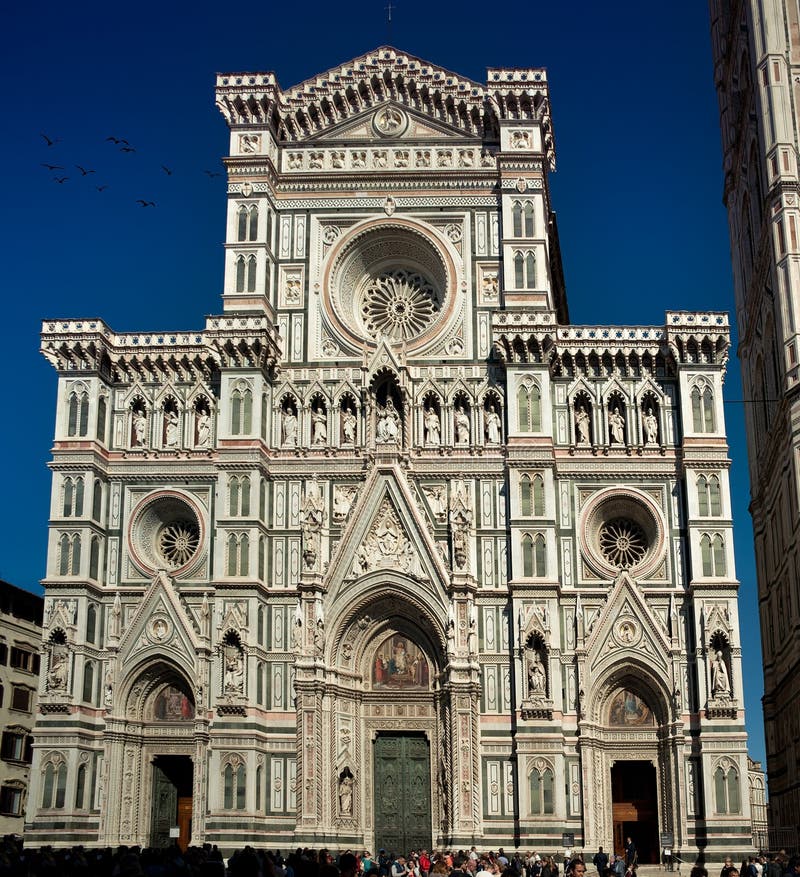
[
  {"left": 609, "top": 406, "right": 625, "bottom": 444},
  {"left": 485, "top": 404, "right": 502, "bottom": 444},
  {"left": 333, "top": 485, "right": 357, "bottom": 522},
  {"left": 282, "top": 405, "right": 298, "bottom": 448},
  {"left": 711, "top": 650, "right": 731, "bottom": 697},
  {"left": 449, "top": 479, "right": 473, "bottom": 571},
  {"left": 643, "top": 407, "right": 658, "bottom": 445},
  {"left": 196, "top": 408, "right": 211, "bottom": 448},
  {"left": 223, "top": 645, "right": 244, "bottom": 694},
  {"left": 313, "top": 619, "right": 325, "bottom": 657},
  {"left": 454, "top": 406, "right": 470, "bottom": 445},
  {"left": 132, "top": 408, "right": 147, "bottom": 447},
  {"left": 164, "top": 409, "right": 179, "bottom": 448},
  {"left": 424, "top": 406, "right": 441, "bottom": 446},
  {"left": 311, "top": 405, "right": 327, "bottom": 446},
  {"left": 342, "top": 406, "right": 357, "bottom": 445},
  {"left": 104, "top": 670, "right": 113, "bottom": 708},
  {"left": 47, "top": 647, "right": 68, "bottom": 691},
  {"left": 376, "top": 398, "right": 400, "bottom": 443},
  {"left": 575, "top": 405, "right": 590, "bottom": 445},
  {"left": 425, "top": 485, "right": 447, "bottom": 521},
  {"left": 338, "top": 772, "right": 354, "bottom": 815},
  {"left": 527, "top": 651, "right": 546, "bottom": 695},
  {"left": 300, "top": 480, "right": 324, "bottom": 570}
]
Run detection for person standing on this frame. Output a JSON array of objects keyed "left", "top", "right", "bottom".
[
  {"left": 593, "top": 849, "right": 609, "bottom": 876},
  {"left": 624, "top": 839, "right": 637, "bottom": 869}
]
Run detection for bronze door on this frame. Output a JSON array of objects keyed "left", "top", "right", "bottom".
[
  {"left": 374, "top": 733, "right": 431, "bottom": 854},
  {"left": 150, "top": 761, "right": 178, "bottom": 848}
]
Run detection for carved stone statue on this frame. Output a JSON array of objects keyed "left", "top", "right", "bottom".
[
  {"left": 132, "top": 409, "right": 147, "bottom": 447},
  {"left": 314, "top": 619, "right": 325, "bottom": 657},
  {"left": 104, "top": 670, "right": 113, "bottom": 707},
  {"left": 376, "top": 398, "right": 400, "bottom": 443},
  {"left": 223, "top": 646, "right": 244, "bottom": 694},
  {"left": 424, "top": 406, "right": 441, "bottom": 446},
  {"left": 485, "top": 404, "right": 502, "bottom": 444},
  {"left": 643, "top": 407, "right": 658, "bottom": 445},
  {"left": 454, "top": 406, "right": 470, "bottom": 445},
  {"left": 300, "top": 480, "right": 325, "bottom": 570},
  {"left": 282, "top": 407, "right": 298, "bottom": 448},
  {"left": 164, "top": 410, "right": 179, "bottom": 448},
  {"left": 333, "top": 486, "right": 357, "bottom": 522},
  {"left": 575, "top": 405, "right": 590, "bottom": 445},
  {"left": 338, "top": 773, "right": 354, "bottom": 815},
  {"left": 47, "top": 647, "right": 68, "bottom": 691},
  {"left": 609, "top": 406, "right": 625, "bottom": 444},
  {"left": 342, "top": 406, "right": 357, "bottom": 445},
  {"left": 196, "top": 410, "right": 211, "bottom": 448},
  {"left": 711, "top": 650, "right": 731, "bottom": 697},
  {"left": 449, "top": 479, "right": 473, "bottom": 571},
  {"left": 311, "top": 406, "right": 327, "bottom": 446},
  {"left": 527, "top": 651, "right": 546, "bottom": 695}
]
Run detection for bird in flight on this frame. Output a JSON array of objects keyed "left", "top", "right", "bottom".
[
  {"left": 96, "top": 185, "right": 109, "bottom": 192},
  {"left": 105, "top": 136, "right": 129, "bottom": 145},
  {"left": 204, "top": 170, "right": 222, "bottom": 178},
  {"left": 120, "top": 146, "right": 136, "bottom": 153},
  {"left": 161, "top": 165, "right": 173, "bottom": 175},
  {"left": 136, "top": 199, "right": 156, "bottom": 207},
  {"left": 53, "top": 177, "right": 69, "bottom": 184},
  {"left": 41, "top": 163, "right": 64, "bottom": 171},
  {"left": 41, "top": 133, "right": 60, "bottom": 147},
  {"left": 76, "top": 165, "right": 96, "bottom": 176}
]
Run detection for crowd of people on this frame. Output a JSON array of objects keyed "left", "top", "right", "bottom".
[{"left": 0, "top": 838, "right": 795, "bottom": 877}]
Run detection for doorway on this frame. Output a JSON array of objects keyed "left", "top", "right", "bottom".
[
  {"left": 374, "top": 733, "right": 431, "bottom": 854},
  {"left": 611, "top": 760, "right": 659, "bottom": 864},
  {"left": 150, "top": 755, "right": 193, "bottom": 850}
]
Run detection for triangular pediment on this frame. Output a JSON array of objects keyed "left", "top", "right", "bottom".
[
  {"left": 117, "top": 570, "right": 201, "bottom": 672},
  {"left": 326, "top": 465, "right": 449, "bottom": 595},
  {"left": 584, "top": 572, "right": 672, "bottom": 674},
  {"left": 307, "top": 101, "right": 480, "bottom": 144}
]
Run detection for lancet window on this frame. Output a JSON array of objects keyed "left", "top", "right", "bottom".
[
  {"left": 691, "top": 383, "right": 716, "bottom": 433},
  {"left": 700, "top": 533, "right": 727, "bottom": 577},
  {"left": 517, "top": 382, "right": 542, "bottom": 432},
  {"left": 514, "top": 250, "right": 536, "bottom": 289},
  {"left": 67, "top": 387, "right": 89, "bottom": 438},
  {"left": 697, "top": 475, "right": 722, "bottom": 516},
  {"left": 237, "top": 204, "right": 258, "bottom": 242}
]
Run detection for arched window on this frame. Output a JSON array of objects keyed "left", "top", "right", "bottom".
[
  {"left": 82, "top": 660, "right": 94, "bottom": 703},
  {"left": 532, "top": 475, "right": 545, "bottom": 516},
  {"left": 520, "top": 475, "right": 532, "bottom": 517},
  {"left": 713, "top": 534, "right": 727, "bottom": 576},
  {"left": 96, "top": 396, "right": 107, "bottom": 443},
  {"left": 74, "top": 478, "right": 84, "bottom": 516},
  {"left": 517, "top": 384, "right": 541, "bottom": 432},
  {"left": 67, "top": 389, "right": 89, "bottom": 437},
  {"left": 237, "top": 204, "right": 258, "bottom": 242},
  {"left": 691, "top": 384, "right": 716, "bottom": 433},
  {"left": 235, "top": 256, "right": 246, "bottom": 292},
  {"left": 229, "top": 476, "right": 251, "bottom": 517},
  {"left": 256, "top": 765, "right": 263, "bottom": 811},
  {"left": 524, "top": 201, "right": 535, "bottom": 237},
  {"left": 92, "top": 481, "right": 102, "bottom": 521},
  {"left": 714, "top": 763, "right": 740, "bottom": 814},
  {"left": 246, "top": 255, "right": 257, "bottom": 292},
  {"left": 227, "top": 534, "right": 250, "bottom": 577},
  {"left": 697, "top": 476, "right": 709, "bottom": 515},
  {"left": 526, "top": 251, "right": 536, "bottom": 287},
  {"left": 256, "top": 660, "right": 264, "bottom": 705},
  {"left": 514, "top": 251, "right": 525, "bottom": 289},
  {"left": 258, "top": 536, "right": 265, "bottom": 581},
  {"left": 512, "top": 201, "right": 523, "bottom": 237},
  {"left": 59, "top": 534, "right": 81, "bottom": 576},
  {"left": 89, "top": 537, "right": 100, "bottom": 581},
  {"left": 223, "top": 760, "right": 247, "bottom": 810},
  {"left": 59, "top": 534, "right": 70, "bottom": 576},
  {"left": 75, "top": 763, "right": 87, "bottom": 809},
  {"left": 259, "top": 479, "right": 267, "bottom": 521},
  {"left": 257, "top": 606, "right": 265, "bottom": 645},
  {"left": 700, "top": 533, "right": 727, "bottom": 576},
  {"left": 63, "top": 479, "right": 74, "bottom": 518},
  {"left": 700, "top": 534, "right": 713, "bottom": 577},
  {"left": 223, "top": 763, "right": 234, "bottom": 809},
  {"left": 86, "top": 604, "right": 97, "bottom": 644},
  {"left": 533, "top": 534, "right": 546, "bottom": 577},
  {"left": 231, "top": 386, "right": 253, "bottom": 435},
  {"left": 709, "top": 475, "right": 722, "bottom": 516},
  {"left": 529, "top": 766, "right": 554, "bottom": 815}
]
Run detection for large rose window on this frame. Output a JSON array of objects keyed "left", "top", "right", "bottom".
[
  {"left": 324, "top": 222, "right": 455, "bottom": 351},
  {"left": 361, "top": 269, "right": 441, "bottom": 341},
  {"left": 598, "top": 518, "right": 648, "bottom": 569},
  {"left": 129, "top": 492, "right": 204, "bottom": 575}
]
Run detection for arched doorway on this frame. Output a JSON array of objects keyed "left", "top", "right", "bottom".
[{"left": 104, "top": 661, "right": 202, "bottom": 848}]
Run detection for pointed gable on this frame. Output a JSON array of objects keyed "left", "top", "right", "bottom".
[{"left": 117, "top": 571, "right": 201, "bottom": 675}]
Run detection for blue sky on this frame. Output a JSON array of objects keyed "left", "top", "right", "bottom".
[{"left": 2, "top": 1, "right": 766, "bottom": 762}]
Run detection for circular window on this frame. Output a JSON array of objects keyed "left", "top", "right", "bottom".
[
  {"left": 129, "top": 492, "right": 204, "bottom": 575},
  {"left": 598, "top": 518, "right": 648, "bottom": 568},
  {"left": 324, "top": 221, "right": 455, "bottom": 351},
  {"left": 361, "top": 269, "right": 441, "bottom": 341},
  {"left": 580, "top": 488, "right": 665, "bottom": 579}
]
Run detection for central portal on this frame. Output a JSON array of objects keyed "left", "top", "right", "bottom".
[
  {"left": 150, "top": 755, "right": 193, "bottom": 850},
  {"left": 611, "top": 760, "right": 659, "bottom": 863},
  {"left": 374, "top": 733, "right": 432, "bottom": 854}
]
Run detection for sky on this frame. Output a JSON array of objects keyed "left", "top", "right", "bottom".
[{"left": 2, "top": 1, "right": 767, "bottom": 763}]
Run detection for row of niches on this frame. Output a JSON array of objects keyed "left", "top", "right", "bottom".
[
  {"left": 277, "top": 385, "right": 504, "bottom": 449},
  {"left": 283, "top": 145, "right": 498, "bottom": 172}
]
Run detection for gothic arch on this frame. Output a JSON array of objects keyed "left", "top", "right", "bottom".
[
  {"left": 587, "top": 659, "right": 672, "bottom": 728},
  {"left": 120, "top": 657, "right": 196, "bottom": 722}
]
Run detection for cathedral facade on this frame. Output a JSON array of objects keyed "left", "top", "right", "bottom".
[{"left": 29, "top": 48, "right": 752, "bottom": 860}]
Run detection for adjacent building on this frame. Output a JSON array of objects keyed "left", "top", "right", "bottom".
[
  {"left": 710, "top": 0, "right": 800, "bottom": 847},
  {"left": 28, "top": 48, "right": 753, "bottom": 858},
  {"left": 0, "top": 581, "right": 43, "bottom": 834}
]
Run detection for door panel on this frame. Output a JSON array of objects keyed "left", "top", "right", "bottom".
[
  {"left": 150, "top": 763, "right": 178, "bottom": 848},
  {"left": 374, "top": 734, "right": 431, "bottom": 854}
]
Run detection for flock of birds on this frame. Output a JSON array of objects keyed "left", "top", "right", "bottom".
[{"left": 39, "top": 132, "right": 224, "bottom": 207}]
